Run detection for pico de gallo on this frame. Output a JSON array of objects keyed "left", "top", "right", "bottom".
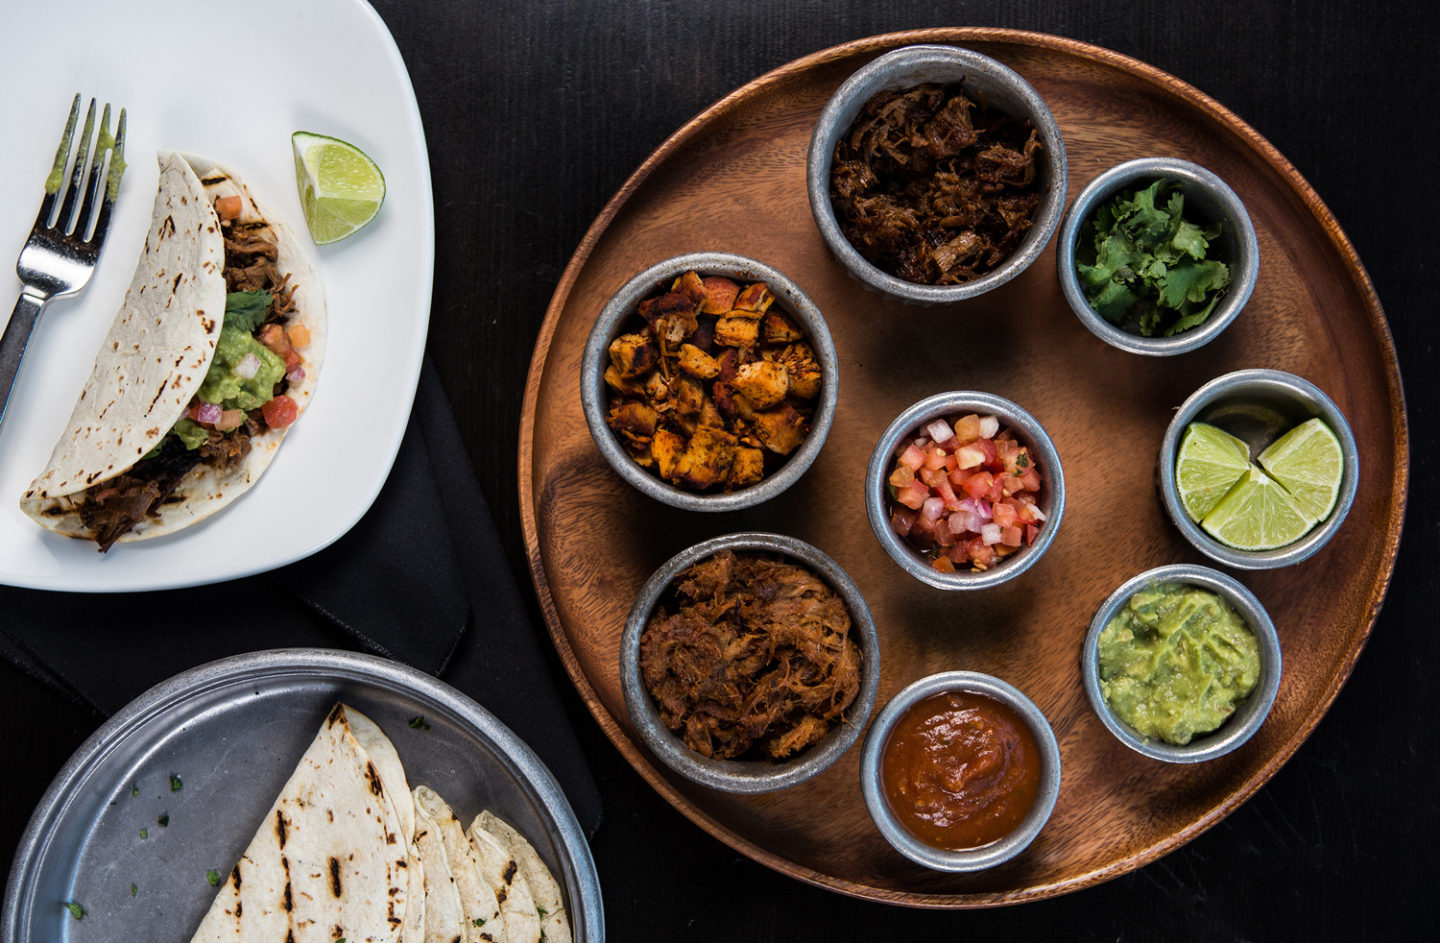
[{"left": 886, "top": 413, "right": 1045, "bottom": 573}]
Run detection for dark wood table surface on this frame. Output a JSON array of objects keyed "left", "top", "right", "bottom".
[{"left": 4, "top": 1, "right": 1435, "bottom": 938}]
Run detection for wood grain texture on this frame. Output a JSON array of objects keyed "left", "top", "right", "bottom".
[{"left": 520, "top": 30, "right": 1405, "bottom": 906}]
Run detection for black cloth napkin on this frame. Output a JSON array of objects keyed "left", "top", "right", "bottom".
[{"left": 0, "top": 358, "right": 601, "bottom": 836}]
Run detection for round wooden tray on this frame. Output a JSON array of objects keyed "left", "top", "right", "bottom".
[{"left": 519, "top": 29, "right": 1407, "bottom": 906}]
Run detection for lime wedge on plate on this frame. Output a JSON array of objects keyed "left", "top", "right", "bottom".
[
  {"left": 1257, "top": 417, "right": 1345, "bottom": 523},
  {"left": 291, "top": 131, "right": 385, "bottom": 244},
  {"left": 1175, "top": 422, "right": 1251, "bottom": 522},
  {"left": 1201, "top": 465, "right": 1316, "bottom": 551}
]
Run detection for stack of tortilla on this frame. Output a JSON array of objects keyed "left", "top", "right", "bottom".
[{"left": 188, "top": 704, "right": 571, "bottom": 943}]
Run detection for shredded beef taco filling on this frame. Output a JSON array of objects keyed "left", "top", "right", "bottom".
[
  {"left": 639, "top": 550, "right": 862, "bottom": 761},
  {"left": 76, "top": 212, "right": 294, "bottom": 550},
  {"left": 829, "top": 82, "right": 1043, "bottom": 286}
]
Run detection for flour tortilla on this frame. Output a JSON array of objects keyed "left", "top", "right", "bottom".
[
  {"left": 20, "top": 149, "right": 326, "bottom": 542},
  {"left": 411, "top": 797, "right": 470, "bottom": 943},
  {"left": 413, "top": 786, "right": 507, "bottom": 943},
  {"left": 188, "top": 704, "right": 410, "bottom": 943},
  {"left": 474, "top": 812, "right": 570, "bottom": 943},
  {"left": 466, "top": 817, "right": 540, "bottom": 943}
]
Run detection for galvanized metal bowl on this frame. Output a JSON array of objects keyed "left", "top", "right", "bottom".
[
  {"left": 619, "top": 532, "right": 881, "bottom": 794},
  {"left": 806, "top": 44, "right": 1067, "bottom": 305},
  {"left": 1081, "top": 564, "right": 1283, "bottom": 763},
  {"left": 859, "top": 670, "right": 1061, "bottom": 872},
  {"left": 580, "top": 251, "right": 838, "bottom": 511},
  {"left": 1056, "top": 156, "right": 1259, "bottom": 355},
  {"left": 1158, "top": 368, "right": 1360, "bottom": 569},
  {"left": 865, "top": 391, "right": 1065, "bottom": 590}
]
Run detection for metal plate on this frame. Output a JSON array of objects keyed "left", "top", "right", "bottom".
[{"left": 1, "top": 650, "right": 603, "bottom": 942}]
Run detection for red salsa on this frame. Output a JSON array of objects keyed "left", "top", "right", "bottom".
[{"left": 881, "top": 690, "right": 1041, "bottom": 850}]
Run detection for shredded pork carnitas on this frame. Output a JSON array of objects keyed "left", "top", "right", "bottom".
[
  {"left": 829, "top": 82, "right": 1043, "bottom": 285},
  {"left": 639, "top": 550, "right": 862, "bottom": 761}
]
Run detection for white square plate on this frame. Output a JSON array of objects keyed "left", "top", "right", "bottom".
[{"left": 0, "top": 0, "right": 434, "bottom": 591}]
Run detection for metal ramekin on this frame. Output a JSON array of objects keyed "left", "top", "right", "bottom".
[
  {"left": 865, "top": 391, "right": 1065, "bottom": 590},
  {"left": 1158, "top": 368, "right": 1360, "bottom": 568},
  {"left": 807, "top": 44, "right": 1067, "bottom": 305},
  {"left": 619, "top": 532, "right": 881, "bottom": 793},
  {"left": 580, "top": 252, "right": 838, "bottom": 511},
  {"left": 860, "top": 670, "right": 1061, "bottom": 871},
  {"left": 1081, "top": 563, "right": 1282, "bottom": 762},
  {"left": 1057, "top": 157, "right": 1259, "bottom": 356}
]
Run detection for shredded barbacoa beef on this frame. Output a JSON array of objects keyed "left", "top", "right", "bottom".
[
  {"left": 829, "top": 82, "right": 1043, "bottom": 286},
  {"left": 76, "top": 215, "right": 288, "bottom": 550},
  {"left": 639, "top": 550, "right": 862, "bottom": 761},
  {"left": 78, "top": 441, "right": 204, "bottom": 551}
]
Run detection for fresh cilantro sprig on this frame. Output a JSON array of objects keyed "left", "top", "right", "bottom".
[{"left": 1076, "top": 178, "right": 1231, "bottom": 337}]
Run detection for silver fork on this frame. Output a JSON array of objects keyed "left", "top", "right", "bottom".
[{"left": 0, "top": 94, "right": 127, "bottom": 432}]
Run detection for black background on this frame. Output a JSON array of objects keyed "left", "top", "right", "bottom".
[{"left": 4, "top": 1, "right": 1436, "bottom": 939}]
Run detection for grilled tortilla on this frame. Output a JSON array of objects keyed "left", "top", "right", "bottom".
[
  {"left": 188, "top": 704, "right": 410, "bottom": 943},
  {"left": 20, "top": 150, "right": 326, "bottom": 547},
  {"left": 411, "top": 796, "right": 470, "bottom": 943},
  {"left": 466, "top": 817, "right": 540, "bottom": 943},
  {"left": 413, "top": 786, "right": 506, "bottom": 943},
  {"left": 474, "top": 812, "right": 571, "bottom": 943}
]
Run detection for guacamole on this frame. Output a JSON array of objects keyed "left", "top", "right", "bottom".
[
  {"left": 1097, "top": 584, "right": 1260, "bottom": 745},
  {"left": 196, "top": 325, "right": 285, "bottom": 411}
]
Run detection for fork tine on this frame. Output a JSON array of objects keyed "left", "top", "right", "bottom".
[
  {"left": 34, "top": 93, "right": 82, "bottom": 231},
  {"left": 57, "top": 98, "right": 97, "bottom": 236},
  {"left": 75, "top": 104, "right": 114, "bottom": 242},
  {"left": 87, "top": 107, "right": 128, "bottom": 246}
]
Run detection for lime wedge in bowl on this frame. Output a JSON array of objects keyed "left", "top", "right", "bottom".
[
  {"left": 1257, "top": 417, "right": 1345, "bottom": 523},
  {"left": 1175, "top": 422, "right": 1251, "bottom": 522},
  {"left": 1200, "top": 465, "right": 1317, "bottom": 551},
  {"left": 292, "top": 131, "right": 385, "bottom": 244}
]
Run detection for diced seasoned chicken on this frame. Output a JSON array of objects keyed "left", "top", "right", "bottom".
[
  {"left": 672, "top": 425, "right": 738, "bottom": 489},
  {"left": 728, "top": 446, "right": 765, "bottom": 488},
  {"left": 637, "top": 291, "right": 698, "bottom": 344},
  {"left": 774, "top": 342, "right": 822, "bottom": 400},
  {"left": 698, "top": 398, "right": 726, "bottom": 430},
  {"left": 734, "top": 281, "right": 774, "bottom": 313},
  {"left": 677, "top": 343, "right": 720, "bottom": 379},
  {"left": 606, "top": 400, "right": 660, "bottom": 438},
  {"left": 751, "top": 402, "right": 808, "bottom": 455},
  {"left": 609, "top": 332, "right": 659, "bottom": 379},
  {"left": 731, "top": 361, "right": 789, "bottom": 410},
  {"left": 761, "top": 311, "right": 804, "bottom": 345},
  {"left": 710, "top": 379, "right": 747, "bottom": 421},
  {"left": 651, "top": 427, "right": 687, "bottom": 480},
  {"left": 604, "top": 363, "right": 646, "bottom": 396},
  {"left": 673, "top": 271, "right": 707, "bottom": 305},
  {"left": 714, "top": 316, "right": 760, "bottom": 348},
  {"left": 599, "top": 269, "right": 824, "bottom": 494},
  {"left": 642, "top": 370, "right": 671, "bottom": 405},
  {"left": 699, "top": 276, "right": 740, "bottom": 313},
  {"left": 672, "top": 376, "right": 706, "bottom": 418}
]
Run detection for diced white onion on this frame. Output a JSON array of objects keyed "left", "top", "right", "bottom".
[
  {"left": 981, "top": 522, "right": 1003, "bottom": 545},
  {"left": 234, "top": 352, "right": 262, "bottom": 379},
  {"left": 979, "top": 415, "right": 1000, "bottom": 438},
  {"left": 958, "top": 497, "right": 992, "bottom": 520},
  {"left": 926, "top": 419, "right": 955, "bottom": 444}
]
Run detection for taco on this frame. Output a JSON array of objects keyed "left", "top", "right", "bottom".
[{"left": 19, "top": 150, "right": 325, "bottom": 550}]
